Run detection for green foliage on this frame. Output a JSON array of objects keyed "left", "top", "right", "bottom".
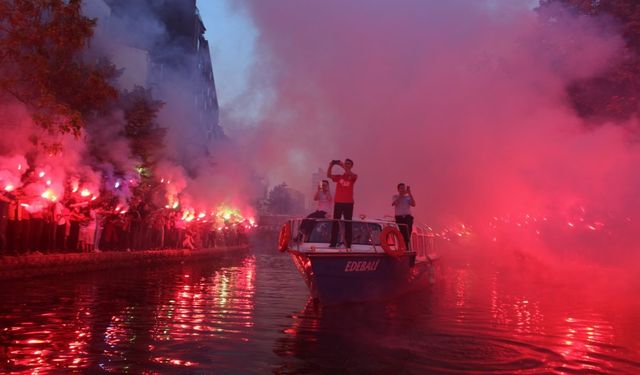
[
  {"left": 267, "top": 183, "right": 292, "bottom": 215},
  {"left": 0, "top": 0, "right": 118, "bottom": 136},
  {"left": 539, "top": 0, "right": 640, "bottom": 123},
  {"left": 120, "top": 86, "right": 166, "bottom": 167}
]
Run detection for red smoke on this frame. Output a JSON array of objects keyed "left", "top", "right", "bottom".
[{"left": 229, "top": 1, "right": 639, "bottom": 260}]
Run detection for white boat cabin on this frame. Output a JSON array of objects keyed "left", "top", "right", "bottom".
[{"left": 282, "top": 218, "right": 434, "bottom": 261}]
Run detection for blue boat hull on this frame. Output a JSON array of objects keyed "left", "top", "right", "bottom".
[{"left": 289, "top": 251, "right": 433, "bottom": 304}]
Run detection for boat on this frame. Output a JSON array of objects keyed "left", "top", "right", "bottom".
[{"left": 277, "top": 217, "right": 439, "bottom": 304}]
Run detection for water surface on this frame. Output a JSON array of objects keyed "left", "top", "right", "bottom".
[{"left": 0, "top": 241, "right": 639, "bottom": 373}]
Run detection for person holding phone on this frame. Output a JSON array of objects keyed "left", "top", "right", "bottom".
[
  {"left": 298, "top": 180, "right": 333, "bottom": 242},
  {"left": 313, "top": 179, "right": 333, "bottom": 217},
  {"left": 327, "top": 159, "right": 357, "bottom": 249},
  {"left": 392, "top": 183, "right": 416, "bottom": 248}
]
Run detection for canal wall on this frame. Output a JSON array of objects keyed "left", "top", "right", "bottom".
[{"left": 0, "top": 246, "right": 249, "bottom": 280}]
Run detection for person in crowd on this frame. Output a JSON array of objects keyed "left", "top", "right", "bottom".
[
  {"left": 6, "top": 194, "right": 20, "bottom": 255},
  {"left": 392, "top": 183, "right": 416, "bottom": 248},
  {"left": 101, "top": 212, "right": 119, "bottom": 251},
  {"left": 120, "top": 209, "right": 132, "bottom": 251},
  {"left": 183, "top": 226, "right": 196, "bottom": 250},
  {"left": 208, "top": 223, "right": 218, "bottom": 248},
  {"left": 29, "top": 205, "right": 45, "bottom": 255},
  {"left": 0, "top": 191, "right": 11, "bottom": 255},
  {"left": 164, "top": 211, "right": 175, "bottom": 249},
  {"left": 67, "top": 204, "right": 83, "bottom": 252},
  {"left": 53, "top": 199, "right": 68, "bottom": 252},
  {"left": 299, "top": 179, "right": 333, "bottom": 242},
  {"left": 93, "top": 202, "right": 108, "bottom": 252},
  {"left": 127, "top": 199, "right": 143, "bottom": 250},
  {"left": 327, "top": 159, "right": 358, "bottom": 249},
  {"left": 174, "top": 214, "right": 186, "bottom": 249},
  {"left": 17, "top": 196, "right": 30, "bottom": 255},
  {"left": 237, "top": 224, "right": 247, "bottom": 245},
  {"left": 77, "top": 205, "right": 90, "bottom": 252},
  {"left": 86, "top": 204, "right": 97, "bottom": 253},
  {"left": 150, "top": 209, "right": 165, "bottom": 249},
  {"left": 41, "top": 201, "right": 55, "bottom": 254}
]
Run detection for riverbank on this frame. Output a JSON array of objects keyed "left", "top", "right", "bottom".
[{"left": 0, "top": 245, "right": 249, "bottom": 280}]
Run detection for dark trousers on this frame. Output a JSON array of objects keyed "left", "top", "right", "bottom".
[
  {"left": 43, "top": 221, "right": 55, "bottom": 253},
  {"left": 395, "top": 215, "right": 414, "bottom": 248},
  {"left": 0, "top": 217, "right": 7, "bottom": 254},
  {"left": 67, "top": 221, "right": 79, "bottom": 252},
  {"left": 330, "top": 203, "right": 353, "bottom": 248},
  {"left": 18, "top": 220, "right": 30, "bottom": 254},
  {"left": 30, "top": 218, "right": 44, "bottom": 251},
  {"left": 55, "top": 224, "right": 67, "bottom": 251},
  {"left": 6, "top": 220, "right": 18, "bottom": 254}
]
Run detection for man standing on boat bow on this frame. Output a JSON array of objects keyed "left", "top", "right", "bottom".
[
  {"left": 327, "top": 159, "right": 357, "bottom": 249},
  {"left": 392, "top": 183, "right": 416, "bottom": 248}
]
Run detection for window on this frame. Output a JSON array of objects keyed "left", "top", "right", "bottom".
[{"left": 307, "top": 221, "right": 382, "bottom": 245}]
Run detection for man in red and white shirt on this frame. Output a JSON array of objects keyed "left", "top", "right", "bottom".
[{"left": 327, "top": 158, "right": 357, "bottom": 248}]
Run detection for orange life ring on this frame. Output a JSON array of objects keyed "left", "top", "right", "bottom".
[
  {"left": 380, "top": 226, "right": 406, "bottom": 257},
  {"left": 278, "top": 222, "right": 292, "bottom": 252}
]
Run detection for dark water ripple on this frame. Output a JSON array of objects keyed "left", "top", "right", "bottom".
[{"left": 0, "top": 241, "right": 639, "bottom": 374}]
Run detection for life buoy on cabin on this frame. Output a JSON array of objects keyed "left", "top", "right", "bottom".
[
  {"left": 380, "top": 226, "right": 406, "bottom": 257},
  {"left": 278, "top": 222, "right": 292, "bottom": 252}
]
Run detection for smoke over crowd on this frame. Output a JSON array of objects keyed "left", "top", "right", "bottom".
[
  {"left": 2, "top": 0, "right": 639, "bottom": 265},
  {"left": 223, "top": 0, "right": 640, "bottom": 263},
  {"left": 86, "top": 0, "right": 259, "bottom": 219},
  {"left": 0, "top": 0, "right": 256, "bottom": 255}
]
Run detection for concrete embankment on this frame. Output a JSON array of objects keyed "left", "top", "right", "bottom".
[{"left": 0, "top": 245, "right": 249, "bottom": 280}]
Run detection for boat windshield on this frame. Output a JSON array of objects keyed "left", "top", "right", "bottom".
[{"left": 307, "top": 220, "right": 382, "bottom": 245}]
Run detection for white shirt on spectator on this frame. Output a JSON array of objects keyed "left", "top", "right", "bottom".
[
  {"left": 392, "top": 195, "right": 412, "bottom": 216},
  {"left": 316, "top": 191, "right": 332, "bottom": 213}
]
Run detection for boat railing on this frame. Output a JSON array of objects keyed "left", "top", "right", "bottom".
[
  {"left": 286, "top": 217, "right": 404, "bottom": 253},
  {"left": 283, "top": 217, "right": 435, "bottom": 255},
  {"left": 411, "top": 225, "right": 435, "bottom": 258}
]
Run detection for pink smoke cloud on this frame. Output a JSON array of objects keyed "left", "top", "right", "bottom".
[{"left": 228, "top": 0, "right": 640, "bottom": 261}]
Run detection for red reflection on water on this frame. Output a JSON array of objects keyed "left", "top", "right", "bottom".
[
  {"left": 473, "top": 263, "right": 632, "bottom": 373},
  {"left": 96, "top": 256, "right": 257, "bottom": 371},
  {"left": 489, "top": 274, "right": 544, "bottom": 334},
  {"left": 102, "top": 305, "right": 137, "bottom": 367},
  {"left": 3, "top": 305, "right": 93, "bottom": 372},
  {"left": 151, "top": 356, "right": 194, "bottom": 367},
  {"left": 557, "top": 316, "right": 616, "bottom": 372},
  {"left": 454, "top": 269, "right": 470, "bottom": 323},
  {"left": 150, "top": 255, "right": 257, "bottom": 350},
  {"left": 0, "top": 256, "right": 257, "bottom": 373}
]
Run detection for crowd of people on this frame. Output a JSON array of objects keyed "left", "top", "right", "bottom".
[{"left": 0, "top": 191, "right": 250, "bottom": 257}]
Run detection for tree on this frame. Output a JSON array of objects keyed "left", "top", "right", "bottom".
[
  {"left": 539, "top": 0, "right": 640, "bottom": 124},
  {"left": 120, "top": 86, "right": 166, "bottom": 168},
  {"left": 267, "top": 183, "right": 292, "bottom": 215},
  {"left": 116, "top": 86, "right": 166, "bottom": 206},
  {"left": 0, "top": 0, "right": 118, "bottom": 136}
]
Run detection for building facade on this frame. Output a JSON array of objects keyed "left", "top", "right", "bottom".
[{"left": 84, "top": 0, "right": 223, "bottom": 142}]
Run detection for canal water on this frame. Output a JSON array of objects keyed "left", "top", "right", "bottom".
[{"left": 1, "top": 239, "right": 639, "bottom": 374}]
